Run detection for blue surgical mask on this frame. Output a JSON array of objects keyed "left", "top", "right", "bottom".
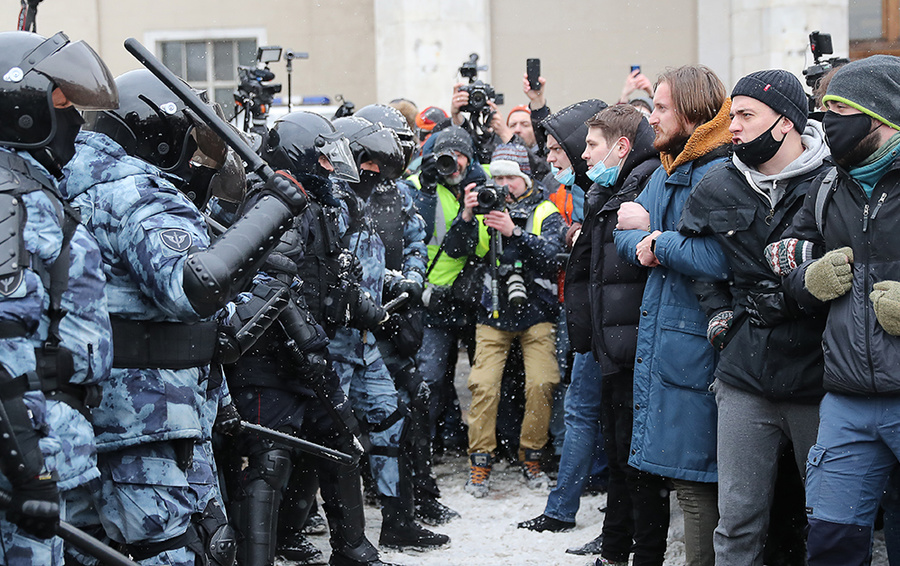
[
  {"left": 586, "top": 146, "right": 621, "bottom": 186},
  {"left": 553, "top": 166, "right": 576, "bottom": 186}
]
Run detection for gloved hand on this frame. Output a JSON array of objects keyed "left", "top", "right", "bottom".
[
  {"left": 419, "top": 154, "right": 439, "bottom": 195},
  {"left": 8, "top": 474, "right": 60, "bottom": 539},
  {"left": 353, "top": 290, "right": 388, "bottom": 330},
  {"left": 745, "top": 280, "right": 795, "bottom": 327},
  {"left": 707, "top": 309, "right": 734, "bottom": 351},
  {"left": 764, "top": 238, "right": 817, "bottom": 276},
  {"left": 394, "top": 278, "right": 423, "bottom": 305},
  {"left": 870, "top": 280, "right": 900, "bottom": 336},
  {"left": 213, "top": 402, "right": 242, "bottom": 436},
  {"left": 338, "top": 251, "right": 364, "bottom": 283},
  {"left": 805, "top": 246, "right": 854, "bottom": 302},
  {"left": 263, "top": 170, "right": 309, "bottom": 215}
]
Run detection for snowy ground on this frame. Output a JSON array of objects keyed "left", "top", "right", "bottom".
[{"left": 281, "top": 348, "right": 889, "bottom": 565}]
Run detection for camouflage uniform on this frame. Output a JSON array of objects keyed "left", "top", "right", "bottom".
[
  {"left": 328, "top": 182, "right": 405, "bottom": 499},
  {"left": 60, "top": 131, "right": 221, "bottom": 566},
  {"left": 0, "top": 148, "right": 65, "bottom": 565}
]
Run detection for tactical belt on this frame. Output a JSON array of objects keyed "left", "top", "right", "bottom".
[
  {"left": 0, "top": 320, "right": 28, "bottom": 339},
  {"left": 0, "top": 367, "right": 97, "bottom": 421},
  {"left": 111, "top": 318, "right": 217, "bottom": 369}
]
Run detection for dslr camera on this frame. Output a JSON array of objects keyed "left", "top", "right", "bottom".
[
  {"left": 499, "top": 260, "right": 527, "bottom": 308},
  {"left": 472, "top": 179, "right": 509, "bottom": 216},
  {"left": 458, "top": 53, "right": 504, "bottom": 114},
  {"left": 434, "top": 150, "right": 460, "bottom": 177}
]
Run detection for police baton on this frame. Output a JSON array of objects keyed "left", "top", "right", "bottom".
[
  {"left": 239, "top": 421, "right": 356, "bottom": 465},
  {"left": 0, "top": 490, "right": 139, "bottom": 566},
  {"left": 382, "top": 291, "right": 410, "bottom": 316}
]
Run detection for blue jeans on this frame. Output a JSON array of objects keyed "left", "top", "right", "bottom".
[
  {"left": 544, "top": 352, "right": 605, "bottom": 522},
  {"left": 807, "top": 392, "right": 900, "bottom": 566}
]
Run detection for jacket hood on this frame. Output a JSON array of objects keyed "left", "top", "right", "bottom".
[
  {"left": 619, "top": 116, "right": 660, "bottom": 182},
  {"left": 61, "top": 130, "right": 171, "bottom": 200},
  {"left": 540, "top": 99, "right": 607, "bottom": 190},
  {"left": 660, "top": 98, "right": 733, "bottom": 174}
]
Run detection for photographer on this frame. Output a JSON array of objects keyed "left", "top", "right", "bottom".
[{"left": 443, "top": 143, "right": 565, "bottom": 497}]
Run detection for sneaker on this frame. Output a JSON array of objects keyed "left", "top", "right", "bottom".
[
  {"left": 566, "top": 534, "right": 604, "bottom": 555},
  {"left": 520, "top": 450, "right": 550, "bottom": 489},
  {"left": 517, "top": 513, "right": 575, "bottom": 532},
  {"left": 415, "top": 496, "right": 460, "bottom": 526},
  {"left": 465, "top": 453, "right": 492, "bottom": 498}
]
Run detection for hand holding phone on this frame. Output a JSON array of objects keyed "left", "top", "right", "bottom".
[{"left": 527, "top": 58, "right": 541, "bottom": 91}]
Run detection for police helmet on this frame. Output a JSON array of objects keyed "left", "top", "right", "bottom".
[
  {"left": 333, "top": 116, "right": 405, "bottom": 181},
  {"left": 0, "top": 31, "right": 117, "bottom": 149},
  {"left": 84, "top": 69, "right": 227, "bottom": 173},
  {"left": 262, "top": 110, "right": 359, "bottom": 183},
  {"left": 354, "top": 104, "right": 415, "bottom": 165}
]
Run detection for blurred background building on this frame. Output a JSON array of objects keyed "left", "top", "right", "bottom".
[{"left": 5, "top": 0, "right": 889, "bottom": 119}]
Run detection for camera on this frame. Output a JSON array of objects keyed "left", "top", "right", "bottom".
[
  {"left": 472, "top": 179, "right": 508, "bottom": 216},
  {"left": 802, "top": 31, "right": 849, "bottom": 109},
  {"left": 499, "top": 261, "right": 527, "bottom": 308},
  {"left": 435, "top": 151, "right": 459, "bottom": 177},
  {"left": 457, "top": 53, "right": 504, "bottom": 114},
  {"left": 234, "top": 45, "right": 283, "bottom": 133}
]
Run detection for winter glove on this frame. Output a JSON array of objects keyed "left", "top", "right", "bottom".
[
  {"left": 764, "top": 238, "right": 819, "bottom": 276},
  {"left": 213, "top": 402, "right": 242, "bottom": 436},
  {"left": 745, "top": 280, "right": 796, "bottom": 327},
  {"left": 707, "top": 309, "right": 734, "bottom": 351},
  {"left": 804, "top": 246, "right": 854, "bottom": 302},
  {"left": 393, "top": 278, "right": 423, "bottom": 305},
  {"left": 262, "top": 170, "right": 309, "bottom": 215},
  {"left": 352, "top": 289, "right": 389, "bottom": 330},
  {"left": 338, "top": 251, "right": 364, "bottom": 283},
  {"left": 7, "top": 474, "right": 60, "bottom": 539},
  {"left": 870, "top": 280, "right": 900, "bottom": 336},
  {"left": 419, "top": 154, "right": 439, "bottom": 195}
]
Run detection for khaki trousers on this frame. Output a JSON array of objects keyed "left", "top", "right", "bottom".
[{"left": 466, "top": 322, "right": 560, "bottom": 460}]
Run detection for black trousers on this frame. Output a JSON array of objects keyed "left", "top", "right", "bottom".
[{"left": 600, "top": 369, "right": 671, "bottom": 566}]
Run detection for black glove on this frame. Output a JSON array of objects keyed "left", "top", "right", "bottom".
[
  {"left": 419, "top": 155, "right": 439, "bottom": 195},
  {"left": 352, "top": 290, "right": 388, "bottom": 330},
  {"left": 338, "top": 251, "right": 364, "bottom": 283},
  {"left": 8, "top": 475, "right": 59, "bottom": 539},
  {"left": 263, "top": 170, "right": 309, "bottom": 215},
  {"left": 745, "top": 280, "right": 799, "bottom": 328},
  {"left": 213, "top": 402, "right": 242, "bottom": 436}
]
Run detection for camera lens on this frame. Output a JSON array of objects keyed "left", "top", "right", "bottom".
[
  {"left": 470, "top": 90, "right": 486, "bottom": 109},
  {"left": 477, "top": 187, "right": 498, "bottom": 209},
  {"left": 435, "top": 152, "right": 458, "bottom": 176},
  {"left": 506, "top": 272, "right": 527, "bottom": 307}
]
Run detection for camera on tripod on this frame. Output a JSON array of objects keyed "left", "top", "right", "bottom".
[
  {"left": 802, "top": 31, "right": 849, "bottom": 109},
  {"left": 472, "top": 179, "right": 509, "bottom": 216},
  {"left": 234, "top": 45, "right": 283, "bottom": 133},
  {"left": 458, "top": 54, "right": 505, "bottom": 114}
]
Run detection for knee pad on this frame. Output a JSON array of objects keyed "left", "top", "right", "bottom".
[
  {"left": 194, "top": 499, "right": 237, "bottom": 566},
  {"left": 247, "top": 447, "right": 293, "bottom": 491}
]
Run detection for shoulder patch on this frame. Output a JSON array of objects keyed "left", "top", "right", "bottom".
[
  {"left": 0, "top": 272, "right": 23, "bottom": 297},
  {"left": 159, "top": 228, "right": 192, "bottom": 252}
]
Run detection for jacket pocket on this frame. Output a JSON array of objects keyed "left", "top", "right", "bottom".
[
  {"left": 654, "top": 311, "right": 716, "bottom": 392},
  {"left": 707, "top": 206, "right": 755, "bottom": 235}
]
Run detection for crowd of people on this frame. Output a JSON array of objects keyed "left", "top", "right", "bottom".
[{"left": 3, "top": 22, "right": 900, "bottom": 566}]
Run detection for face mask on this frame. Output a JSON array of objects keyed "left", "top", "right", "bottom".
[
  {"left": 351, "top": 169, "right": 382, "bottom": 200},
  {"left": 586, "top": 146, "right": 620, "bottom": 186},
  {"left": 553, "top": 166, "right": 575, "bottom": 186},
  {"left": 823, "top": 111, "right": 879, "bottom": 167},
  {"left": 733, "top": 116, "right": 785, "bottom": 167},
  {"left": 48, "top": 106, "right": 84, "bottom": 168}
]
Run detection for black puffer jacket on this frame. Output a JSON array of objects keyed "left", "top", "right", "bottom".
[
  {"left": 784, "top": 158, "right": 900, "bottom": 395},
  {"left": 586, "top": 118, "right": 659, "bottom": 364},
  {"left": 540, "top": 99, "right": 608, "bottom": 193},
  {"left": 680, "top": 157, "right": 830, "bottom": 402}
]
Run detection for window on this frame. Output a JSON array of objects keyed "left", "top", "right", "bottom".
[
  {"left": 159, "top": 38, "right": 257, "bottom": 118},
  {"left": 850, "top": 0, "right": 900, "bottom": 58}
]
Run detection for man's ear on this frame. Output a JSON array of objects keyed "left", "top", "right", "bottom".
[
  {"left": 616, "top": 136, "right": 631, "bottom": 159},
  {"left": 779, "top": 117, "right": 796, "bottom": 136}
]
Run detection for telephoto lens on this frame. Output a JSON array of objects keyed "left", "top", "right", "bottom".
[{"left": 435, "top": 151, "right": 458, "bottom": 176}]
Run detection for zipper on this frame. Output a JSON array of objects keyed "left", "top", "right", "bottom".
[
  {"left": 870, "top": 192, "right": 887, "bottom": 221},
  {"left": 862, "top": 203, "right": 870, "bottom": 232}
]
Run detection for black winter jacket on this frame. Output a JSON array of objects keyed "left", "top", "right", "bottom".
[
  {"left": 586, "top": 118, "right": 659, "bottom": 366},
  {"left": 784, "top": 158, "right": 900, "bottom": 395},
  {"left": 680, "top": 159, "right": 829, "bottom": 402}
]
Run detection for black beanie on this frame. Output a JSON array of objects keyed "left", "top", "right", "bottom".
[
  {"left": 431, "top": 125, "right": 475, "bottom": 162},
  {"left": 731, "top": 69, "right": 808, "bottom": 133}
]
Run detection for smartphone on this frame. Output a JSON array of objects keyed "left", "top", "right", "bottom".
[
  {"left": 526, "top": 58, "right": 541, "bottom": 90},
  {"left": 631, "top": 65, "right": 641, "bottom": 74}
]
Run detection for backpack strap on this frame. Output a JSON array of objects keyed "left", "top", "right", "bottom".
[{"left": 814, "top": 167, "right": 839, "bottom": 236}]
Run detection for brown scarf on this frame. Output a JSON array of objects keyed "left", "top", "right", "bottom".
[{"left": 660, "top": 98, "right": 733, "bottom": 175}]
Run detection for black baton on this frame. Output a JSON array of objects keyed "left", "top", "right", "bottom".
[{"left": 240, "top": 421, "right": 355, "bottom": 465}]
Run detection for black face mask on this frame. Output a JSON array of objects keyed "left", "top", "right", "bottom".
[
  {"left": 351, "top": 169, "right": 382, "bottom": 201},
  {"left": 733, "top": 116, "right": 785, "bottom": 167},
  {"left": 48, "top": 106, "right": 84, "bottom": 168},
  {"left": 823, "top": 111, "right": 879, "bottom": 167}
]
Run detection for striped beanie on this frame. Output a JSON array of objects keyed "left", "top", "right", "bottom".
[{"left": 490, "top": 143, "right": 532, "bottom": 188}]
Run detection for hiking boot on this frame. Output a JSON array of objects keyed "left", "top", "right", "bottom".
[
  {"left": 465, "top": 453, "right": 492, "bottom": 498},
  {"left": 520, "top": 449, "right": 550, "bottom": 489},
  {"left": 415, "top": 495, "right": 460, "bottom": 526},
  {"left": 277, "top": 533, "right": 325, "bottom": 564},
  {"left": 567, "top": 534, "right": 604, "bottom": 555},
  {"left": 517, "top": 513, "right": 575, "bottom": 533},
  {"left": 379, "top": 496, "right": 450, "bottom": 551},
  {"left": 302, "top": 511, "right": 328, "bottom": 536}
]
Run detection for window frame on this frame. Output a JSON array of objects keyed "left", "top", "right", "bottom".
[{"left": 850, "top": 0, "right": 900, "bottom": 58}]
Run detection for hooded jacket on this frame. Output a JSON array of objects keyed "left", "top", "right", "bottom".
[
  {"left": 680, "top": 121, "right": 830, "bottom": 402},
  {"left": 540, "top": 99, "right": 608, "bottom": 194},
  {"left": 579, "top": 117, "right": 659, "bottom": 366},
  {"left": 613, "top": 100, "right": 733, "bottom": 482}
]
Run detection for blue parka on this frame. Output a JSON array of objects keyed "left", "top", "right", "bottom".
[{"left": 614, "top": 143, "right": 732, "bottom": 483}]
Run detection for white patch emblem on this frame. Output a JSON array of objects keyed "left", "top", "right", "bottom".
[
  {"left": 160, "top": 102, "right": 178, "bottom": 115},
  {"left": 3, "top": 67, "right": 23, "bottom": 83},
  {"left": 160, "top": 228, "right": 192, "bottom": 252},
  {"left": 0, "top": 272, "right": 23, "bottom": 296}
]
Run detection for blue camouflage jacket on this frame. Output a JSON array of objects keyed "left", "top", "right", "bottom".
[{"left": 60, "top": 131, "right": 212, "bottom": 451}]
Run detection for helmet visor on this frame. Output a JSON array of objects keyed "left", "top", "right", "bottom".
[
  {"left": 35, "top": 39, "right": 118, "bottom": 110},
  {"left": 185, "top": 106, "right": 228, "bottom": 168},
  {"left": 354, "top": 124, "right": 405, "bottom": 180},
  {"left": 320, "top": 132, "right": 359, "bottom": 183}
]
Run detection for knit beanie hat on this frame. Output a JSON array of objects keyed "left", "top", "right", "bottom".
[
  {"left": 731, "top": 69, "right": 808, "bottom": 132},
  {"left": 823, "top": 54, "right": 900, "bottom": 129},
  {"left": 490, "top": 143, "right": 532, "bottom": 189},
  {"left": 431, "top": 125, "right": 475, "bottom": 162},
  {"left": 507, "top": 105, "right": 531, "bottom": 126}
]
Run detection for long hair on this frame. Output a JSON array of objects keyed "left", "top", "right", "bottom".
[{"left": 656, "top": 65, "right": 726, "bottom": 127}]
